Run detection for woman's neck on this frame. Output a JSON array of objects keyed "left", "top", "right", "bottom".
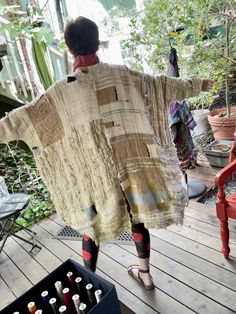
[{"left": 73, "top": 54, "right": 99, "bottom": 71}]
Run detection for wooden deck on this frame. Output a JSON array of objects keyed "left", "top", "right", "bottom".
[{"left": 1, "top": 198, "right": 236, "bottom": 313}]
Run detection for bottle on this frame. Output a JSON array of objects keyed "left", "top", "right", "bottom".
[
  {"left": 35, "top": 310, "right": 43, "bottom": 314},
  {"left": 74, "top": 277, "right": 83, "bottom": 296},
  {"left": 59, "top": 305, "right": 67, "bottom": 314},
  {"left": 72, "top": 294, "right": 80, "bottom": 314},
  {"left": 78, "top": 303, "right": 87, "bottom": 314},
  {"left": 85, "top": 284, "right": 96, "bottom": 307},
  {"left": 55, "top": 281, "right": 64, "bottom": 304},
  {"left": 28, "top": 301, "right": 37, "bottom": 314},
  {"left": 13, "top": 312, "right": 20, "bottom": 314},
  {"left": 49, "top": 297, "right": 59, "bottom": 314},
  {"left": 95, "top": 289, "right": 102, "bottom": 303},
  {"left": 62, "top": 287, "right": 75, "bottom": 314},
  {"left": 41, "top": 291, "right": 50, "bottom": 305},
  {"left": 66, "top": 272, "right": 77, "bottom": 295}
]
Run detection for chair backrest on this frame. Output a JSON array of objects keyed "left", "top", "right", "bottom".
[{"left": 229, "top": 129, "right": 236, "bottom": 163}]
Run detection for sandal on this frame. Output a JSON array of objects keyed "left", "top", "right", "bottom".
[{"left": 127, "top": 265, "right": 155, "bottom": 290}]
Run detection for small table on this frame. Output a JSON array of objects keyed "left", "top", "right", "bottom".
[{"left": 0, "top": 193, "right": 41, "bottom": 254}]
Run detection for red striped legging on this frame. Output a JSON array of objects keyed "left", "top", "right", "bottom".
[{"left": 82, "top": 223, "right": 150, "bottom": 272}]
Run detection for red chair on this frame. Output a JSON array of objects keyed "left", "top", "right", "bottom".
[{"left": 215, "top": 137, "right": 236, "bottom": 258}]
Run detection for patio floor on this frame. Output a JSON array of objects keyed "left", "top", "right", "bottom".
[{"left": 1, "top": 161, "right": 236, "bottom": 313}]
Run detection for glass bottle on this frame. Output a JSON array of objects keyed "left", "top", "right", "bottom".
[
  {"left": 49, "top": 297, "right": 59, "bottom": 314},
  {"left": 85, "top": 284, "right": 96, "bottom": 307},
  {"left": 28, "top": 301, "right": 37, "bottom": 314},
  {"left": 95, "top": 289, "right": 102, "bottom": 303},
  {"left": 72, "top": 294, "right": 80, "bottom": 314}
]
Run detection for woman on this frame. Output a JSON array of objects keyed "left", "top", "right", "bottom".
[{"left": 0, "top": 17, "right": 213, "bottom": 290}]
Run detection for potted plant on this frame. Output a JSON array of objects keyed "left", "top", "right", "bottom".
[
  {"left": 127, "top": 0, "right": 236, "bottom": 140},
  {"left": 207, "top": 8, "right": 236, "bottom": 140}
]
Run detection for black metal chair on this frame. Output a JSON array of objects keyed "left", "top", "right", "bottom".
[{"left": 0, "top": 193, "right": 41, "bottom": 254}]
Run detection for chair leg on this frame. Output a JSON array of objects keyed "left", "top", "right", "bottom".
[{"left": 220, "top": 219, "right": 230, "bottom": 259}]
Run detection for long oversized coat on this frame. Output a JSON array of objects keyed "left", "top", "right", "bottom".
[{"left": 0, "top": 63, "right": 203, "bottom": 243}]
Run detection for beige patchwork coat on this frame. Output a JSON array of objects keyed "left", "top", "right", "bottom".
[{"left": 0, "top": 63, "right": 203, "bottom": 243}]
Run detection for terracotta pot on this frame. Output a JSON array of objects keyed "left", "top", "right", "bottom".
[{"left": 208, "top": 106, "right": 236, "bottom": 140}]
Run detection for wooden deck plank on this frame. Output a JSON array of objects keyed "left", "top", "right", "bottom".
[
  {"left": 3, "top": 235, "right": 48, "bottom": 284},
  {"left": 64, "top": 242, "right": 193, "bottom": 314},
  {"left": 120, "top": 242, "right": 236, "bottom": 310},
  {"left": 101, "top": 244, "right": 234, "bottom": 314},
  {"left": 151, "top": 228, "right": 236, "bottom": 273},
  {"left": 0, "top": 251, "right": 32, "bottom": 298},
  {"left": 34, "top": 219, "right": 159, "bottom": 314},
  {"left": 186, "top": 207, "right": 236, "bottom": 231},
  {"left": 149, "top": 234, "right": 236, "bottom": 291},
  {"left": 184, "top": 215, "right": 236, "bottom": 244},
  {"left": 42, "top": 217, "right": 194, "bottom": 314},
  {"left": 0, "top": 276, "right": 16, "bottom": 309},
  {"left": 14, "top": 230, "right": 62, "bottom": 273},
  {"left": 168, "top": 224, "right": 236, "bottom": 259}
]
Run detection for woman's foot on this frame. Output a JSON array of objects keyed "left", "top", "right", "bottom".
[{"left": 128, "top": 265, "right": 154, "bottom": 290}]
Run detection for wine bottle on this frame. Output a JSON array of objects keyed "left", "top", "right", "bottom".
[
  {"left": 72, "top": 294, "right": 80, "bottom": 314},
  {"left": 95, "top": 289, "right": 102, "bottom": 303},
  {"left": 78, "top": 303, "right": 87, "bottom": 314},
  {"left": 28, "top": 301, "right": 37, "bottom": 314},
  {"left": 85, "top": 284, "right": 96, "bottom": 307},
  {"left": 62, "top": 287, "right": 75, "bottom": 314},
  {"left": 66, "top": 272, "right": 77, "bottom": 295},
  {"left": 55, "top": 281, "right": 64, "bottom": 304},
  {"left": 49, "top": 297, "right": 59, "bottom": 314},
  {"left": 74, "top": 277, "right": 83, "bottom": 295},
  {"left": 59, "top": 305, "right": 67, "bottom": 314},
  {"left": 41, "top": 291, "right": 50, "bottom": 305}
]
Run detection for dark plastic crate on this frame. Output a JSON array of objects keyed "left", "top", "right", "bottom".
[{"left": 1, "top": 259, "right": 121, "bottom": 314}]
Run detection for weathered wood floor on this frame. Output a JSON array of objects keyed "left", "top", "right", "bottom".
[{"left": 1, "top": 200, "right": 236, "bottom": 314}]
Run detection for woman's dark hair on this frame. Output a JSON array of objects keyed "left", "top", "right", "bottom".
[{"left": 64, "top": 17, "right": 99, "bottom": 56}]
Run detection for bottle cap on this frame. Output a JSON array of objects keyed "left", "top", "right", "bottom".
[
  {"left": 62, "top": 287, "right": 69, "bottom": 294},
  {"left": 72, "top": 294, "right": 80, "bottom": 301},
  {"left": 28, "top": 302, "right": 35, "bottom": 307},
  {"left": 95, "top": 289, "right": 102, "bottom": 296},
  {"left": 79, "top": 303, "right": 87, "bottom": 310},
  {"left": 59, "top": 305, "right": 67, "bottom": 313},
  {"left": 35, "top": 310, "right": 43, "bottom": 314},
  {"left": 75, "top": 277, "right": 82, "bottom": 283},
  {"left": 41, "top": 291, "right": 48, "bottom": 297},
  {"left": 55, "top": 281, "right": 62, "bottom": 288},
  {"left": 67, "top": 271, "right": 73, "bottom": 277},
  {"left": 86, "top": 283, "right": 92, "bottom": 290},
  {"left": 49, "top": 297, "right": 57, "bottom": 304}
]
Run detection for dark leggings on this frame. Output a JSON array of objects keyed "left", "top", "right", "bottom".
[{"left": 82, "top": 223, "right": 150, "bottom": 272}]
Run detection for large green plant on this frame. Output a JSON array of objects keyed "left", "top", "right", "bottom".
[
  {"left": 0, "top": 1, "right": 54, "bottom": 43},
  {"left": 128, "top": 0, "right": 236, "bottom": 114},
  {"left": 0, "top": 143, "right": 54, "bottom": 230}
]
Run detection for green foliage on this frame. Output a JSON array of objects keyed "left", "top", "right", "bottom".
[
  {"left": 128, "top": 0, "right": 236, "bottom": 107},
  {"left": 0, "top": 143, "right": 54, "bottom": 230},
  {"left": 0, "top": 1, "right": 54, "bottom": 43}
]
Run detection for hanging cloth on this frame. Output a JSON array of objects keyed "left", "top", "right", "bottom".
[
  {"left": 170, "top": 101, "right": 197, "bottom": 169},
  {"left": 169, "top": 47, "right": 180, "bottom": 78}
]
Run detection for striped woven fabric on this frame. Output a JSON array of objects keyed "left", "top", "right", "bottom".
[{"left": 0, "top": 63, "right": 203, "bottom": 243}]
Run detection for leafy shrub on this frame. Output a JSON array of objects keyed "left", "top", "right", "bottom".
[{"left": 0, "top": 142, "right": 54, "bottom": 230}]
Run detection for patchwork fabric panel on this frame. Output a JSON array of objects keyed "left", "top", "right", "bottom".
[
  {"left": 96, "top": 86, "right": 118, "bottom": 106},
  {"left": 25, "top": 95, "right": 64, "bottom": 148},
  {"left": 111, "top": 135, "right": 155, "bottom": 166}
]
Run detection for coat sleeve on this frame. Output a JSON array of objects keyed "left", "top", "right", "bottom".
[
  {"left": 0, "top": 106, "right": 28, "bottom": 144},
  {"left": 161, "top": 76, "right": 203, "bottom": 104}
]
